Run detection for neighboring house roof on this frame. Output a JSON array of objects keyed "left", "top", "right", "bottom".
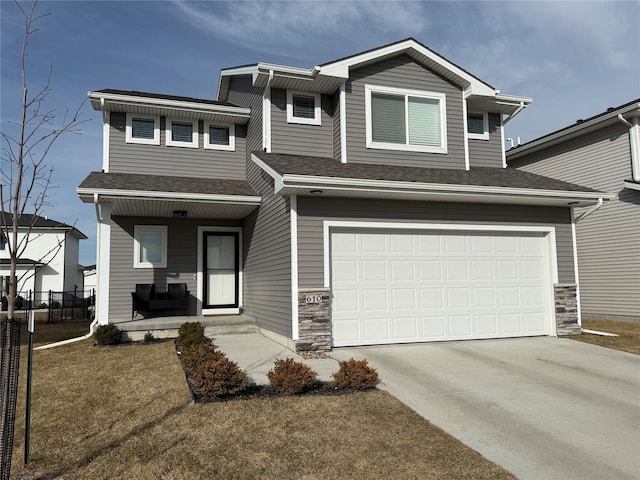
[
  {"left": 252, "top": 152, "right": 610, "bottom": 207},
  {"left": 217, "top": 38, "right": 531, "bottom": 117},
  {"left": 0, "top": 258, "right": 45, "bottom": 267},
  {"left": 88, "top": 89, "right": 251, "bottom": 125},
  {"left": 1, "top": 213, "right": 87, "bottom": 239},
  {"left": 507, "top": 99, "right": 640, "bottom": 161},
  {"left": 77, "top": 172, "right": 261, "bottom": 218}
]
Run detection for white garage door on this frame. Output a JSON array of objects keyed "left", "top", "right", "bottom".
[{"left": 331, "top": 229, "right": 553, "bottom": 347}]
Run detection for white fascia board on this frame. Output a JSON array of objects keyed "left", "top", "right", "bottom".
[
  {"left": 257, "top": 62, "right": 320, "bottom": 79},
  {"left": 495, "top": 93, "right": 533, "bottom": 106},
  {"left": 76, "top": 188, "right": 261, "bottom": 205},
  {"left": 507, "top": 103, "right": 640, "bottom": 161},
  {"left": 320, "top": 39, "right": 495, "bottom": 95},
  {"left": 280, "top": 174, "right": 613, "bottom": 204},
  {"left": 88, "top": 91, "right": 250, "bottom": 117}
]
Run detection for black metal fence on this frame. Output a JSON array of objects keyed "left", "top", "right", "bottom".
[{"left": 1, "top": 288, "right": 95, "bottom": 323}]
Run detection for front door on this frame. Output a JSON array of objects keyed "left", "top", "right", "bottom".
[{"left": 203, "top": 232, "right": 239, "bottom": 309}]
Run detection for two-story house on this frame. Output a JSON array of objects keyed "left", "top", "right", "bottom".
[
  {"left": 1, "top": 214, "right": 87, "bottom": 306},
  {"left": 77, "top": 38, "right": 610, "bottom": 351},
  {"left": 507, "top": 99, "right": 640, "bottom": 323}
]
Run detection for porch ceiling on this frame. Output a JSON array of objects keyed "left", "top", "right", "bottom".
[{"left": 103, "top": 197, "right": 259, "bottom": 218}]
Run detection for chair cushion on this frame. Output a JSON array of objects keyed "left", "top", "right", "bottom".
[{"left": 135, "top": 284, "right": 155, "bottom": 300}]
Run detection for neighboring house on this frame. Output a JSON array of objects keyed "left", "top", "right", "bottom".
[
  {"left": 82, "top": 264, "right": 97, "bottom": 296},
  {"left": 507, "top": 99, "right": 640, "bottom": 323},
  {"left": 0, "top": 214, "right": 88, "bottom": 305},
  {"left": 77, "top": 38, "right": 610, "bottom": 351}
]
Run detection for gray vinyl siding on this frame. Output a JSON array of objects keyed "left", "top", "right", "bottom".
[
  {"left": 469, "top": 113, "right": 504, "bottom": 168},
  {"left": 345, "top": 54, "right": 466, "bottom": 169},
  {"left": 270, "top": 89, "right": 334, "bottom": 158},
  {"left": 333, "top": 92, "right": 341, "bottom": 161},
  {"left": 226, "top": 76, "right": 293, "bottom": 337},
  {"left": 108, "top": 112, "right": 247, "bottom": 179},
  {"left": 510, "top": 123, "right": 640, "bottom": 320},
  {"left": 108, "top": 216, "right": 242, "bottom": 322},
  {"left": 296, "top": 197, "right": 575, "bottom": 287}
]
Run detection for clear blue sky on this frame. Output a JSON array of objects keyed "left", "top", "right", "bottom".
[{"left": 1, "top": 0, "right": 638, "bottom": 266}]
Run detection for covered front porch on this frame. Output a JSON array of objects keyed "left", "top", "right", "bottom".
[{"left": 76, "top": 171, "right": 262, "bottom": 327}]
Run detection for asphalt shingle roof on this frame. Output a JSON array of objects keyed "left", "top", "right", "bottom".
[
  {"left": 78, "top": 172, "right": 259, "bottom": 197},
  {"left": 252, "top": 152, "right": 600, "bottom": 193}
]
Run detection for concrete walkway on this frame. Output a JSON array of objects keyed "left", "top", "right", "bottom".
[{"left": 210, "top": 333, "right": 340, "bottom": 384}]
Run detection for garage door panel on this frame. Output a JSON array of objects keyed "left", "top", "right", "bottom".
[
  {"left": 363, "top": 289, "right": 388, "bottom": 311},
  {"left": 393, "top": 316, "right": 419, "bottom": 340},
  {"left": 331, "top": 230, "right": 553, "bottom": 346}
]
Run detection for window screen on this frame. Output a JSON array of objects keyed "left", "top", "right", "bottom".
[{"left": 131, "top": 118, "right": 155, "bottom": 139}]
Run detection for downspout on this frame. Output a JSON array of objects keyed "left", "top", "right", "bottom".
[
  {"left": 262, "top": 69, "right": 274, "bottom": 153},
  {"left": 575, "top": 198, "right": 603, "bottom": 222},
  {"left": 37, "top": 195, "right": 102, "bottom": 349},
  {"left": 503, "top": 101, "right": 525, "bottom": 125},
  {"left": 617, "top": 114, "right": 640, "bottom": 182}
]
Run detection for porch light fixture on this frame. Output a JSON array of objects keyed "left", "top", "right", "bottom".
[
  {"left": 309, "top": 189, "right": 323, "bottom": 194},
  {"left": 173, "top": 210, "right": 188, "bottom": 217}
]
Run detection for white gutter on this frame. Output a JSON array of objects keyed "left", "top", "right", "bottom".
[
  {"left": 575, "top": 198, "right": 603, "bottom": 222},
  {"left": 618, "top": 114, "right": 640, "bottom": 181},
  {"left": 77, "top": 188, "right": 261, "bottom": 205},
  {"left": 279, "top": 173, "right": 613, "bottom": 202}
]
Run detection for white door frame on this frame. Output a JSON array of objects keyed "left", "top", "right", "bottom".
[{"left": 197, "top": 226, "right": 243, "bottom": 315}]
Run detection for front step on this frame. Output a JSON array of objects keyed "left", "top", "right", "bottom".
[{"left": 114, "top": 314, "right": 257, "bottom": 340}]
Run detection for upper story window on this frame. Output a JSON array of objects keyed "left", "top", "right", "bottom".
[
  {"left": 134, "top": 225, "right": 167, "bottom": 269},
  {"left": 365, "top": 85, "right": 447, "bottom": 154},
  {"left": 166, "top": 118, "right": 198, "bottom": 148},
  {"left": 126, "top": 113, "right": 160, "bottom": 145},
  {"left": 287, "top": 91, "right": 321, "bottom": 125},
  {"left": 467, "top": 112, "right": 489, "bottom": 140},
  {"left": 204, "top": 123, "right": 235, "bottom": 151}
]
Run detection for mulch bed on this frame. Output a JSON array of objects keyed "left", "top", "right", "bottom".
[{"left": 176, "top": 341, "right": 371, "bottom": 403}]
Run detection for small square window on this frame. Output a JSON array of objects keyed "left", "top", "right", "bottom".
[
  {"left": 204, "top": 123, "right": 235, "bottom": 151},
  {"left": 166, "top": 118, "right": 198, "bottom": 148},
  {"left": 134, "top": 225, "right": 167, "bottom": 268},
  {"left": 126, "top": 113, "right": 160, "bottom": 145},
  {"left": 287, "top": 91, "right": 321, "bottom": 125},
  {"left": 467, "top": 112, "right": 489, "bottom": 140}
]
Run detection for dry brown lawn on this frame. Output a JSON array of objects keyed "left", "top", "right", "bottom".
[
  {"left": 8, "top": 331, "right": 515, "bottom": 480},
  {"left": 570, "top": 319, "right": 640, "bottom": 355}
]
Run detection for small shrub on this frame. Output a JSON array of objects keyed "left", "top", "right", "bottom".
[
  {"left": 332, "top": 358, "right": 378, "bottom": 390},
  {"left": 180, "top": 341, "right": 218, "bottom": 371},
  {"left": 267, "top": 358, "right": 317, "bottom": 396},
  {"left": 51, "top": 301, "right": 61, "bottom": 309},
  {"left": 143, "top": 331, "right": 155, "bottom": 343},
  {"left": 94, "top": 324, "right": 123, "bottom": 345},
  {"left": 191, "top": 352, "right": 249, "bottom": 397},
  {"left": 39, "top": 302, "right": 48, "bottom": 309},
  {"left": 178, "top": 321, "right": 207, "bottom": 349}
]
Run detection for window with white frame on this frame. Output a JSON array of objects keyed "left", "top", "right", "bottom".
[
  {"left": 467, "top": 112, "right": 489, "bottom": 140},
  {"left": 365, "top": 85, "right": 447, "bottom": 154},
  {"left": 126, "top": 113, "right": 160, "bottom": 145},
  {"left": 134, "top": 225, "right": 167, "bottom": 268},
  {"left": 287, "top": 91, "right": 321, "bottom": 125},
  {"left": 204, "top": 123, "right": 235, "bottom": 151},
  {"left": 166, "top": 118, "right": 198, "bottom": 148}
]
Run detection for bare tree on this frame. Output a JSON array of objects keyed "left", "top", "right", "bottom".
[{"left": 1, "top": 1, "right": 85, "bottom": 477}]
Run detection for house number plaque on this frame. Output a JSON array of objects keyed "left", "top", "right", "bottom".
[{"left": 305, "top": 294, "right": 323, "bottom": 304}]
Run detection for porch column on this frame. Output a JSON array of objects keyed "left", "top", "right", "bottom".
[{"left": 95, "top": 203, "right": 111, "bottom": 325}]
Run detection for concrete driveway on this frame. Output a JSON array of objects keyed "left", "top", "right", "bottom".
[{"left": 331, "top": 337, "right": 640, "bottom": 480}]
